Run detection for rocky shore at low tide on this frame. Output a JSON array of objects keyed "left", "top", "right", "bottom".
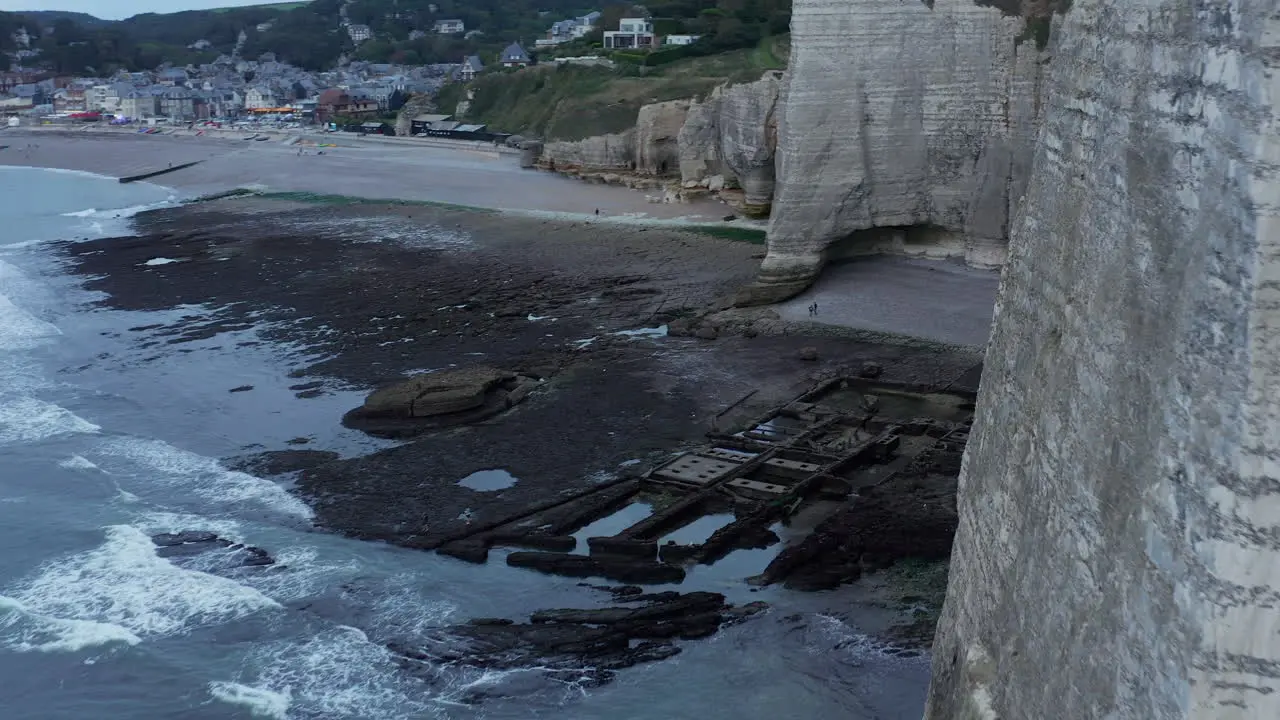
[{"left": 62, "top": 194, "right": 984, "bottom": 680}]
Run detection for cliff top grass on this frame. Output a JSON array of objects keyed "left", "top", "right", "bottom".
[{"left": 438, "top": 35, "right": 789, "bottom": 142}]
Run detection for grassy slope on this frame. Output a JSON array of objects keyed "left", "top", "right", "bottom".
[{"left": 438, "top": 35, "right": 789, "bottom": 141}]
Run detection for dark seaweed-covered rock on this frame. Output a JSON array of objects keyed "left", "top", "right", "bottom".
[
  {"left": 390, "top": 591, "right": 767, "bottom": 686},
  {"left": 506, "top": 551, "right": 685, "bottom": 584},
  {"left": 151, "top": 531, "right": 275, "bottom": 569}
]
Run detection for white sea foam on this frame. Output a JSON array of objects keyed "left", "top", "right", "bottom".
[
  {"left": 235, "top": 626, "right": 447, "bottom": 720},
  {"left": 142, "top": 257, "right": 182, "bottom": 266},
  {"left": 613, "top": 324, "right": 669, "bottom": 339},
  {"left": 4, "top": 525, "right": 280, "bottom": 643},
  {"left": 58, "top": 455, "right": 100, "bottom": 471},
  {"left": 61, "top": 208, "right": 98, "bottom": 218},
  {"left": 134, "top": 511, "right": 245, "bottom": 542},
  {"left": 241, "top": 546, "right": 359, "bottom": 604},
  {"left": 208, "top": 682, "right": 291, "bottom": 719},
  {"left": 0, "top": 292, "right": 61, "bottom": 351},
  {"left": 95, "top": 437, "right": 314, "bottom": 519},
  {"left": 0, "top": 397, "right": 100, "bottom": 445},
  {"left": 0, "top": 595, "right": 141, "bottom": 653}
]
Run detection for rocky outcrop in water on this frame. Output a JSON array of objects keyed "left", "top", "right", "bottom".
[
  {"left": 926, "top": 1, "right": 1280, "bottom": 718},
  {"left": 391, "top": 591, "right": 767, "bottom": 690},
  {"left": 737, "top": 0, "right": 1048, "bottom": 304}
]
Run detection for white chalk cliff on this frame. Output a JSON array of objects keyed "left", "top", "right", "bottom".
[
  {"left": 739, "top": 0, "right": 1047, "bottom": 304},
  {"left": 926, "top": 1, "right": 1280, "bottom": 718},
  {"left": 537, "top": 73, "right": 781, "bottom": 208}
]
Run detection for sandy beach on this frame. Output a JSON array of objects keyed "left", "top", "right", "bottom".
[{"left": 0, "top": 127, "right": 732, "bottom": 221}]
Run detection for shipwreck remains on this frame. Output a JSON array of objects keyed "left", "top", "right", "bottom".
[{"left": 417, "top": 374, "right": 977, "bottom": 589}]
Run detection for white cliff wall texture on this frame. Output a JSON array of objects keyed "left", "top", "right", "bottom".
[
  {"left": 740, "top": 0, "right": 1045, "bottom": 304},
  {"left": 540, "top": 75, "right": 780, "bottom": 201},
  {"left": 679, "top": 71, "right": 783, "bottom": 213},
  {"left": 926, "top": 2, "right": 1280, "bottom": 719}
]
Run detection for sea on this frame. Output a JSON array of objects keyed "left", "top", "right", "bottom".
[{"left": 0, "top": 166, "right": 931, "bottom": 719}]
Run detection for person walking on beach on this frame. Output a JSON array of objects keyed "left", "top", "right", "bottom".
[
  {"left": 808, "top": 302, "right": 815, "bottom": 317},
  {"left": 813, "top": 302, "right": 819, "bottom": 316}
]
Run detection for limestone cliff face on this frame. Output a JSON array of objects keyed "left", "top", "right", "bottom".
[
  {"left": 927, "top": 2, "right": 1280, "bottom": 719},
  {"left": 539, "top": 101, "right": 691, "bottom": 175},
  {"left": 540, "top": 130, "right": 635, "bottom": 173},
  {"left": 679, "top": 71, "right": 783, "bottom": 212},
  {"left": 538, "top": 75, "right": 780, "bottom": 203},
  {"left": 741, "top": 0, "right": 1046, "bottom": 304}
]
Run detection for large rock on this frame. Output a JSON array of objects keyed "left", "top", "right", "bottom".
[
  {"left": 633, "top": 100, "right": 689, "bottom": 176},
  {"left": 679, "top": 71, "right": 782, "bottom": 212},
  {"left": 540, "top": 131, "right": 636, "bottom": 172},
  {"left": 394, "top": 94, "right": 435, "bottom": 137},
  {"left": 926, "top": 2, "right": 1280, "bottom": 719},
  {"left": 363, "top": 366, "right": 515, "bottom": 418},
  {"left": 390, "top": 591, "right": 767, "bottom": 692},
  {"left": 739, "top": 0, "right": 1046, "bottom": 304},
  {"left": 342, "top": 367, "right": 537, "bottom": 438}
]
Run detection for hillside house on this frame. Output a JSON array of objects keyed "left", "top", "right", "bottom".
[
  {"left": 663, "top": 34, "right": 702, "bottom": 46},
  {"left": 604, "top": 17, "right": 656, "bottom": 49},
  {"left": 347, "top": 24, "right": 373, "bottom": 43},
  {"left": 537, "top": 11, "right": 601, "bottom": 47},
  {"left": 500, "top": 43, "right": 531, "bottom": 69},
  {"left": 158, "top": 68, "right": 189, "bottom": 86},
  {"left": 433, "top": 19, "right": 464, "bottom": 34},
  {"left": 460, "top": 55, "right": 484, "bottom": 81}
]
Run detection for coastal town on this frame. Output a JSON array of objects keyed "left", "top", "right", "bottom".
[{"left": 0, "top": 8, "right": 703, "bottom": 132}]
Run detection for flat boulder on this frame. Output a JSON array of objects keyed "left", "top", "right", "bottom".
[
  {"left": 343, "top": 366, "right": 540, "bottom": 438},
  {"left": 363, "top": 366, "right": 515, "bottom": 418}
]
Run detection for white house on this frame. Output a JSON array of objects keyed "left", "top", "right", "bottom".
[
  {"left": 245, "top": 86, "right": 280, "bottom": 109},
  {"left": 347, "top": 24, "right": 373, "bottom": 43},
  {"left": 433, "top": 19, "right": 464, "bottom": 34},
  {"left": 663, "top": 34, "right": 702, "bottom": 46},
  {"left": 603, "top": 17, "right": 656, "bottom": 50},
  {"left": 460, "top": 55, "right": 484, "bottom": 81}
]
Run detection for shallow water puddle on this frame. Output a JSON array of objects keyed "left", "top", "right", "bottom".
[
  {"left": 570, "top": 502, "right": 654, "bottom": 554},
  {"left": 659, "top": 513, "right": 736, "bottom": 546},
  {"left": 613, "top": 325, "right": 668, "bottom": 339},
  {"left": 457, "top": 469, "right": 518, "bottom": 492}
]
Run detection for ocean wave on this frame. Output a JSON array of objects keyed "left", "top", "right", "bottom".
[
  {"left": 0, "top": 292, "right": 61, "bottom": 351},
  {"left": 58, "top": 455, "right": 101, "bottom": 471},
  {"left": 230, "top": 625, "right": 449, "bottom": 720},
  {"left": 208, "top": 682, "right": 291, "bottom": 719},
  {"left": 0, "top": 595, "right": 141, "bottom": 653},
  {"left": 0, "top": 396, "right": 100, "bottom": 445},
  {"left": 95, "top": 437, "right": 314, "bottom": 520},
  {"left": 3, "top": 525, "right": 280, "bottom": 645}
]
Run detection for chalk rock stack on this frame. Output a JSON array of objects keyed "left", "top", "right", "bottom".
[
  {"left": 679, "top": 71, "right": 782, "bottom": 214},
  {"left": 927, "top": 2, "right": 1280, "bottom": 719},
  {"left": 738, "top": 0, "right": 1046, "bottom": 305},
  {"left": 539, "top": 74, "right": 781, "bottom": 199}
]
